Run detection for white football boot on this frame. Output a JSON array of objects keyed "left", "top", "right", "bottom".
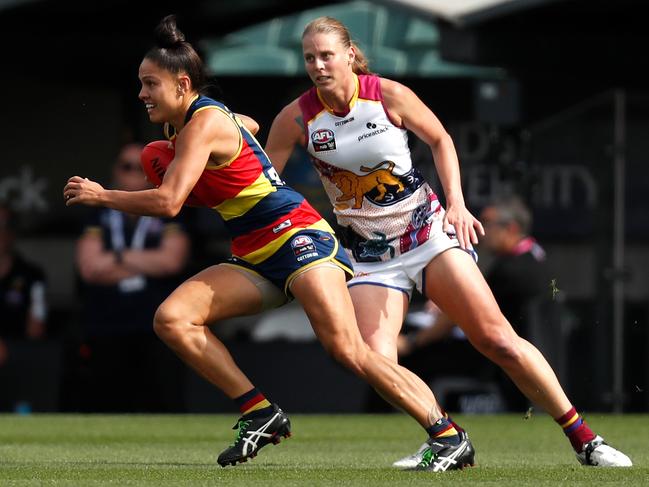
[
  {"left": 392, "top": 441, "right": 429, "bottom": 469},
  {"left": 576, "top": 435, "right": 632, "bottom": 467}
]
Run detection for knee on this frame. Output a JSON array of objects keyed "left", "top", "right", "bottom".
[
  {"left": 153, "top": 301, "right": 186, "bottom": 346},
  {"left": 471, "top": 325, "right": 523, "bottom": 367},
  {"left": 326, "top": 339, "right": 368, "bottom": 377}
]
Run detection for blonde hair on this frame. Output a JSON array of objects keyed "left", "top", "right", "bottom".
[{"left": 302, "top": 16, "right": 372, "bottom": 75}]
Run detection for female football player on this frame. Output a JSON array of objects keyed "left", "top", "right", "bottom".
[{"left": 263, "top": 15, "right": 631, "bottom": 469}]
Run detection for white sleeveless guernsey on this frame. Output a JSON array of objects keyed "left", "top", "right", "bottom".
[{"left": 299, "top": 74, "right": 444, "bottom": 263}]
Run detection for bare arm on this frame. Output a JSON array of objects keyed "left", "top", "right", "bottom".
[
  {"left": 381, "top": 78, "right": 484, "bottom": 249},
  {"left": 264, "top": 99, "right": 304, "bottom": 174},
  {"left": 236, "top": 113, "right": 260, "bottom": 135},
  {"left": 398, "top": 313, "right": 456, "bottom": 356},
  {"left": 25, "top": 280, "right": 46, "bottom": 339},
  {"left": 0, "top": 338, "right": 7, "bottom": 366},
  {"left": 64, "top": 109, "right": 239, "bottom": 217},
  {"left": 413, "top": 313, "right": 456, "bottom": 346},
  {"left": 121, "top": 225, "right": 190, "bottom": 277},
  {"left": 76, "top": 231, "right": 140, "bottom": 285},
  {"left": 25, "top": 315, "right": 46, "bottom": 340}
]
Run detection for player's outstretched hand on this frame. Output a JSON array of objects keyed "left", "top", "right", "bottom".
[{"left": 63, "top": 176, "right": 105, "bottom": 206}]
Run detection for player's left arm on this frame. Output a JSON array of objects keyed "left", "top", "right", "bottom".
[
  {"left": 121, "top": 224, "right": 190, "bottom": 277},
  {"left": 235, "top": 113, "right": 260, "bottom": 135},
  {"left": 381, "top": 78, "right": 484, "bottom": 248}
]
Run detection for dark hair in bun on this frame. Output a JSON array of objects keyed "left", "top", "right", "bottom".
[
  {"left": 154, "top": 14, "right": 186, "bottom": 47},
  {"left": 144, "top": 15, "right": 207, "bottom": 93}
]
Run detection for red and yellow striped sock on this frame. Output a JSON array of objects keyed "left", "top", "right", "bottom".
[
  {"left": 234, "top": 388, "right": 273, "bottom": 417},
  {"left": 426, "top": 416, "right": 460, "bottom": 444},
  {"left": 441, "top": 408, "right": 464, "bottom": 434},
  {"left": 555, "top": 406, "right": 596, "bottom": 453}
]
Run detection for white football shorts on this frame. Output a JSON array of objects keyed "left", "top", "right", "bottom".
[{"left": 347, "top": 219, "right": 477, "bottom": 298}]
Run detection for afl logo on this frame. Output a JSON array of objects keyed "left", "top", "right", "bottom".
[
  {"left": 312, "top": 128, "right": 337, "bottom": 152},
  {"left": 291, "top": 235, "right": 316, "bottom": 256},
  {"left": 291, "top": 235, "right": 313, "bottom": 247}
]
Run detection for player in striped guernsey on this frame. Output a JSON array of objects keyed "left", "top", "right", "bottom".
[
  {"left": 162, "top": 94, "right": 331, "bottom": 271},
  {"left": 63, "top": 14, "right": 482, "bottom": 469},
  {"left": 265, "top": 16, "right": 631, "bottom": 469}
]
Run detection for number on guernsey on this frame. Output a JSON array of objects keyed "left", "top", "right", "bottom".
[{"left": 267, "top": 167, "right": 284, "bottom": 185}]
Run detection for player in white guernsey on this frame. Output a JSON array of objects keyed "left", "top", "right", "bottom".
[{"left": 265, "top": 16, "right": 631, "bottom": 470}]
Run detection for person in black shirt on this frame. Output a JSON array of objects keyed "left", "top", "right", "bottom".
[
  {"left": 476, "top": 195, "right": 551, "bottom": 410},
  {"left": 0, "top": 204, "right": 47, "bottom": 364},
  {"left": 0, "top": 204, "right": 48, "bottom": 412},
  {"left": 74, "top": 143, "right": 190, "bottom": 412},
  {"left": 480, "top": 195, "right": 550, "bottom": 339}
]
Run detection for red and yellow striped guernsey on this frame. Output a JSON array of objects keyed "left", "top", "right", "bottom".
[{"left": 166, "top": 95, "right": 333, "bottom": 264}]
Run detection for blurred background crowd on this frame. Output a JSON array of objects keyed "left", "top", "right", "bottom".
[{"left": 1, "top": 0, "right": 648, "bottom": 415}]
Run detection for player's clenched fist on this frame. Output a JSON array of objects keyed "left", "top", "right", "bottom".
[{"left": 63, "top": 176, "right": 105, "bottom": 206}]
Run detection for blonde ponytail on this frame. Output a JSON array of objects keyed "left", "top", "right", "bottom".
[{"left": 350, "top": 41, "right": 371, "bottom": 74}]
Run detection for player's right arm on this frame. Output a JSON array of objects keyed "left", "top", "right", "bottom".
[
  {"left": 265, "top": 99, "right": 304, "bottom": 174},
  {"left": 64, "top": 109, "right": 230, "bottom": 217}
]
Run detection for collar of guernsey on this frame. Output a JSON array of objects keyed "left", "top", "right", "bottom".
[
  {"left": 298, "top": 73, "right": 422, "bottom": 199},
  {"left": 316, "top": 72, "right": 361, "bottom": 116},
  {"left": 164, "top": 94, "right": 332, "bottom": 264}
]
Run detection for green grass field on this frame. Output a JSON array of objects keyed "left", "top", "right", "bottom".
[{"left": 0, "top": 413, "right": 646, "bottom": 486}]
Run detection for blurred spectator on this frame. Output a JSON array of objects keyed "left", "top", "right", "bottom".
[
  {"left": 0, "top": 204, "right": 47, "bottom": 358},
  {"left": 72, "top": 143, "right": 191, "bottom": 412},
  {"left": 474, "top": 194, "right": 553, "bottom": 410},
  {"left": 0, "top": 203, "right": 49, "bottom": 411},
  {"left": 478, "top": 194, "right": 550, "bottom": 338}
]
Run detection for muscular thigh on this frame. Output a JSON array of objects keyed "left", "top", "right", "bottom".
[
  {"left": 349, "top": 284, "right": 408, "bottom": 361},
  {"left": 424, "top": 249, "right": 513, "bottom": 343},
  {"left": 289, "top": 266, "right": 359, "bottom": 351},
  {"left": 162, "top": 264, "right": 264, "bottom": 326}
]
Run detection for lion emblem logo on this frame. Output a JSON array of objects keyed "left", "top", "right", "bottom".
[{"left": 330, "top": 161, "right": 405, "bottom": 210}]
